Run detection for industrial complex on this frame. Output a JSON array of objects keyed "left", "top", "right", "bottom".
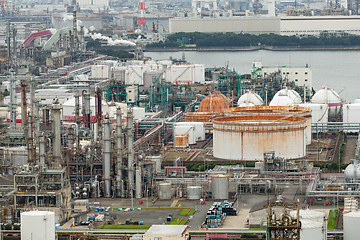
[{"left": 1, "top": 0, "right": 360, "bottom": 239}]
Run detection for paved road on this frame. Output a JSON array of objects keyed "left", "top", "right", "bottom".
[{"left": 342, "top": 136, "right": 357, "bottom": 164}]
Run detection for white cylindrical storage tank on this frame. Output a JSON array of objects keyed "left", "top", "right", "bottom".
[
  {"left": 159, "top": 182, "right": 172, "bottom": 200},
  {"left": 299, "top": 103, "right": 328, "bottom": 125},
  {"left": 187, "top": 186, "right": 202, "bottom": 200},
  {"left": 343, "top": 211, "right": 360, "bottom": 240},
  {"left": 343, "top": 103, "right": 360, "bottom": 132},
  {"left": 213, "top": 115, "right": 306, "bottom": 160},
  {"left": 62, "top": 96, "right": 109, "bottom": 122},
  {"left": 212, "top": 175, "right": 229, "bottom": 199},
  {"left": 21, "top": 211, "right": 55, "bottom": 240},
  {"left": 237, "top": 90, "right": 263, "bottom": 106},
  {"left": 300, "top": 219, "right": 324, "bottom": 240},
  {"left": 173, "top": 125, "right": 196, "bottom": 144},
  {"left": 290, "top": 209, "right": 326, "bottom": 223},
  {"left": 224, "top": 106, "right": 312, "bottom": 145},
  {"left": 174, "top": 122, "right": 205, "bottom": 142}
]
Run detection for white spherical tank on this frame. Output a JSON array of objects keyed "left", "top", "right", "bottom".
[
  {"left": 212, "top": 175, "right": 229, "bottom": 199},
  {"left": 344, "top": 210, "right": 360, "bottom": 240},
  {"left": 269, "top": 95, "right": 295, "bottom": 106},
  {"left": 290, "top": 209, "right": 326, "bottom": 223},
  {"left": 300, "top": 219, "right": 324, "bottom": 240},
  {"left": 213, "top": 115, "right": 306, "bottom": 160},
  {"left": 21, "top": 211, "right": 55, "bottom": 240},
  {"left": 344, "top": 162, "right": 360, "bottom": 182},
  {"left": 187, "top": 186, "right": 202, "bottom": 200},
  {"left": 311, "top": 86, "right": 342, "bottom": 119},
  {"left": 158, "top": 182, "right": 172, "bottom": 200},
  {"left": 237, "top": 90, "right": 264, "bottom": 106},
  {"left": 274, "top": 88, "right": 302, "bottom": 104}
]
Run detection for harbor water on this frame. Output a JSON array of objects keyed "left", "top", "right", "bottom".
[{"left": 145, "top": 50, "right": 360, "bottom": 103}]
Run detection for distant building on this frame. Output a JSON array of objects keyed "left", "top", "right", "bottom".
[
  {"left": 143, "top": 225, "right": 190, "bottom": 240},
  {"left": 170, "top": 15, "right": 360, "bottom": 36},
  {"left": 253, "top": 61, "right": 312, "bottom": 89}
]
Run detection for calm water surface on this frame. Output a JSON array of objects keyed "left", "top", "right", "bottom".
[{"left": 145, "top": 50, "right": 360, "bottom": 103}]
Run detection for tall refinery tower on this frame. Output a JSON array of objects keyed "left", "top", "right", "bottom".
[{"left": 138, "top": 0, "right": 146, "bottom": 33}]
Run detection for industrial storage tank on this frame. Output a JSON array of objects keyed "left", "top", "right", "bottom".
[
  {"left": 343, "top": 103, "right": 360, "bottom": 132},
  {"left": 184, "top": 112, "right": 223, "bottom": 122},
  {"left": 213, "top": 115, "right": 306, "bottom": 160},
  {"left": 174, "top": 134, "right": 189, "bottom": 148},
  {"left": 198, "top": 91, "right": 230, "bottom": 112},
  {"left": 187, "top": 186, "right": 202, "bottom": 200},
  {"left": 269, "top": 94, "right": 295, "bottom": 106},
  {"left": 224, "top": 106, "right": 312, "bottom": 145},
  {"left": 21, "top": 211, "right": 55, "bottom": 240},
  {"left": 343, "top": 210, "right": 360, "bottom": 240},
  {"left": 299, "top": 103, "right": 328, "bottom": 125},
  {"left": 158, "top": 182, "right": 172, "bottom": 200},
  {"left": 299, "top": 219, "right": 324, "bottom": 240},
  {"left": 212, "top": 175, "right": 229, "bottom": 199},
  {"left": 274, "top": 88, "right": 302, "bottom": 104},
  {"left": 174, "top": 122, "right": 205, "bottom": 141},
  {"left": 237, "top": 90, "right": 263, "bottom": 106},
  {"left": 173, "top": 125, "right": 196, "bottom": 144},
  {"left": 62, "top": 96, "right": 109, "bottom": 122},
  {"left": 311, "top": 86, "right": 342, "bottom": 120},
  {"left": 344, "top": 160, "right": 360, "bottom": 182},
  {"left": 289, "top": 209, "right": 325, "bottom": 223}
]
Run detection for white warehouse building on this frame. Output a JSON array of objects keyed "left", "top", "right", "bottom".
[{"left": 170, "top": 16, "right": 360, "bottom": 36}]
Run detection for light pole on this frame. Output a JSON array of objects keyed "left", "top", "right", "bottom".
[{"left": 147, "top": 189, "right": 149, "bottom": 208}]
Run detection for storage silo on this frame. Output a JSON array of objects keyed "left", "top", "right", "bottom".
[
  {"left": 174, "top": 122, "right": 205, "bottom": 142},
  {"left": 21, "top": 211, "right": 55, "bottom": 240},
  {"left": 343, "top": 103, "right": 360, "bottom": 132},
  {"left": 158, "top": 182, "right": 172, "bottom": 200},
  {"left": 299, "top": 219, "right": 324, "bottom": 240},
  {"left": 173, "top": 125, "right": 196, "bottom": 144},
  {"left": 299, "top": 103, "right": 328, "bottom": 125},
  {"left": 213, "top": 115, "right": 306, "bottom": 160},
  {"left": 212, "top": 175, "right": 229, "bottom": 199},
  {"left": 187, "top": 186, "right": 202, "bottom": 200},
  {"left": 184, "top": 112, "right": 222, "bottom": 123},
  {"left": 198, "top": 91, "right": 230, "bottom": 112},
  {"left": 343, "top": 210, "right": 360, "bottom": 240}
]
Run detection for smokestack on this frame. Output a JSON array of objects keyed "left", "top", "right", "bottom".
[
  {"left": 138, "top": 0, "right": 146, "bottom": 32},
  {"left": 127, "top": 108, "right": 134, "bottom": 198},
  {"left": 135, "top": 165, "right": 141, "bottom": 198},
  {"left": 6, "top": 20, "right": 10, "bottom": 66},
  {"left": 20, "top": 83, "right": 27, "bottom": 130},
  {"left": 83, "top": 92, "right": 91, "bottom": 129},
  {"left": 9, "top": 69, "right": 16, "bottom": 129},
  {"left": 73, "top": 11, "right": 77, "bottom": 50},
  {"left": 116, "top": 107, "right": 124, "bottom": 197},
  {"left": 103, "top": 117, "right": 111, "bottom": 197},
  {"left": 52, "top": 100, "right": 61, "bottom": 168},
  {"left": 95, "top": 88, "right": 102, "bottom": 140},
  {"left": 39, "top": 135, "right": 46, "bottom": 167}
]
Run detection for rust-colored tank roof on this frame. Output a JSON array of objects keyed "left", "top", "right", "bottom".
[{"left": 198, "top": 92, "right": 230, "bottom": 112}]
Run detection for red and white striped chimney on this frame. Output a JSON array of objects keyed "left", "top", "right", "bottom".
[{"left": 138, "top": 0, "right": 146, "bottom": 27}]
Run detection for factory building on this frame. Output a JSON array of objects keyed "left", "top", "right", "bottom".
[{"left": 169, "top": 15, "right": 360, "bottom": 36}]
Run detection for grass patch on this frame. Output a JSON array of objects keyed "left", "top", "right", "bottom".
[
  {"left": 101, "top": 224, "right": 151, "bottom": 229},
  {"left": 327, "top": 209, "right": 339, "bottom": 229},
  {"left": 169, "top": 218, "right": 189, "bottom": 225},
  {"left": 179, "top": 208, "right": 196, "bottom": 216}
]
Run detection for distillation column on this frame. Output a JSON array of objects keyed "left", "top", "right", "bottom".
[
  {"left": 39, "top": 135, "right": 46, "bottom": 167},
  {"left": 127, "top": 108, "right": 134, "bottom": 198},
  {"left": 52, "top": 101, "right": 61, "bottom": 168},
  {"left": 116, "top": 107, "right": 124, "bottom": 198},
  {"left": 74, "top": 93, "right": 80, "bottom": 150},
  {"left": 9, "top": 69, "right": 16, "bottom": 129},
  {"left": 135, "top": 166, "right": 142, "bottom": 199},
  {"left": 83, "top": 92, "right": 91, "bottom": 129},
  {"left": 103, "top": 117, "right": 111, "bottom": 197}
]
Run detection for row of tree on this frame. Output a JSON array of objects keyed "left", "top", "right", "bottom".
[{"left": 147, "top": 32, "right": 360, "bottom": 48}]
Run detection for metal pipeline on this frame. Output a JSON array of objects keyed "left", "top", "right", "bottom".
[{"left": 103, "top": 117, "right": 111, "bottom": 197}]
